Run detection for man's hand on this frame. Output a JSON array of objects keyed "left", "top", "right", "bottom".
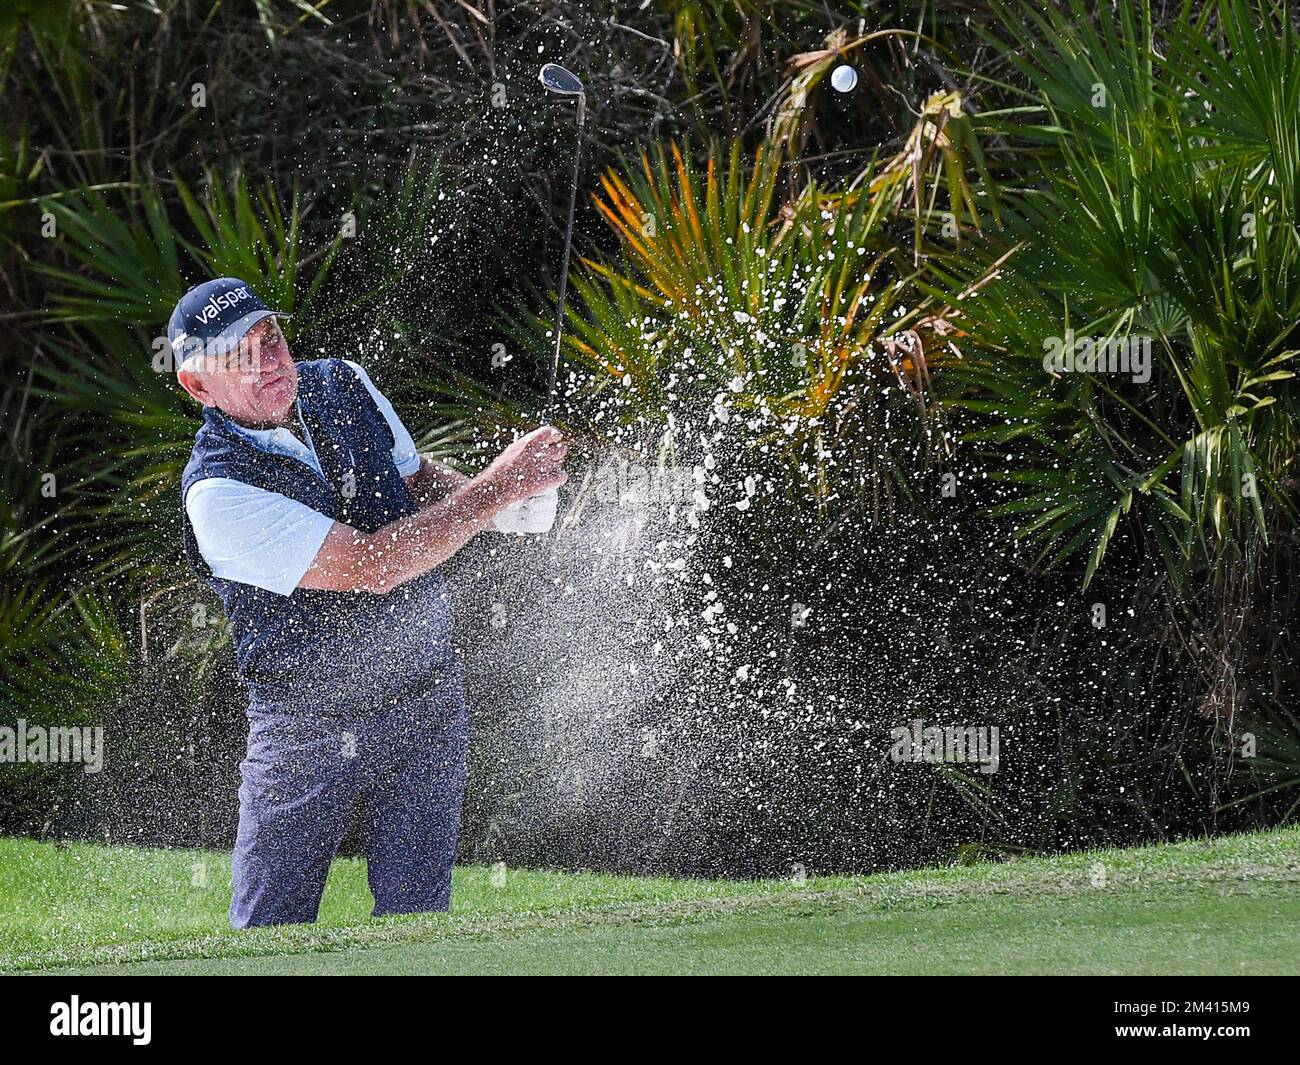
[{"left": 481, "top": 426, "right": 569, "bottom": 508}]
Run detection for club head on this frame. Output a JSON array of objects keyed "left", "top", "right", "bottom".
[{"left": 539, "top": 63, "right": 584, "bottom": 98}]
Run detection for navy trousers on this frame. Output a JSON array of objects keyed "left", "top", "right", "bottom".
[{"left": 230, "top": 678, "right": 469, "bottom": 929}]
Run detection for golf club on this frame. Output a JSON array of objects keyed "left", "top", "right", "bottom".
[{"left": 538, "top": 62, "right": 586, "bottom": 424}]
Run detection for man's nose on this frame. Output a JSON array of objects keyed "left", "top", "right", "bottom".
[{"left": 247, "top": 340, "right": 285, "bottom": 375}]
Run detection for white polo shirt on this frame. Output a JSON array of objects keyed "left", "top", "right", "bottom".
[{"left": 185, "top": 360, "right": 421, "bottom": 596}]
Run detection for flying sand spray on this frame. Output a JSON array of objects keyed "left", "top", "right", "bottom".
[{"left": 459, "top": 65, "right": 698, "bottom": 845}]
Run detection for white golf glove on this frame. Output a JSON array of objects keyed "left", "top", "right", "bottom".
[{"left": 493, "top": 486, "right": 559, "bottom": 534}]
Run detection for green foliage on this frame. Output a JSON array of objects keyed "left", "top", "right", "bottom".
[
  {"left": 928, "top": 0, "right": 1299, "bottom": 588},
  {"left": 0, "top": 0, "right": 78, "bottom": 78},
  {"left": 0, "top": 587, "right": 133, "bottom": 785},
  {"left": 36, "top": 169, "right": 341, "bottom": 335},
  {"left": 1235, "top": 704, "right": 1300, "bottom": 822}
]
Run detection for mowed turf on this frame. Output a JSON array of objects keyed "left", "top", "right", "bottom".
[{"left": 2, "top": 827, "right": 1298, "bottom": 975}]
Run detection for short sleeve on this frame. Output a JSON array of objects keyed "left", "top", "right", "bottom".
[
  {"left": 342, "top": 359, "right": 421, "bottom": 477},
  {"left": 185, "top": 478, "right": 335, "bottom": 596}
]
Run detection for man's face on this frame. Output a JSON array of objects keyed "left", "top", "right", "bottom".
[{"left": 177, "top": 317, "right": 298, "bottom": 426}]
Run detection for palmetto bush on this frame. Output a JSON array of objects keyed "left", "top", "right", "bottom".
[
  {"left": 509, "top": 127, "right": 988, "bottom": 528},
  {"left": 926, "top": 0, "right": 1299, "bottom": 726}
]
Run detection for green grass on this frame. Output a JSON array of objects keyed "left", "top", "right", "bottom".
[{"left": 3, "top": 827, "right": 1298, "bottom": 974}]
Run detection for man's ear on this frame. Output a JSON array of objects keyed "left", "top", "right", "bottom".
[{"left": 176, "top": 368, "right": 212, "bottom": 406}]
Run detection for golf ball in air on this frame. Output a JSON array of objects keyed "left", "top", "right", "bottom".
[{"left": 830, "top": 64, "right": 858, "bottom": 93}]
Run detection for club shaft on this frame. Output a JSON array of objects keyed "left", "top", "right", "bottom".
[{"left": 544, "top": 96, "right": 585, "bottom": 424}]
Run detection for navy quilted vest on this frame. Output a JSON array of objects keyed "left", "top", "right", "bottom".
[{"left": 180, "top": 359, "right": 458, "bottom": 716}]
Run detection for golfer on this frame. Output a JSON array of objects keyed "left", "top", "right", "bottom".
[{"left": 170, "top": 277, "right": 567, "bottom": 928}]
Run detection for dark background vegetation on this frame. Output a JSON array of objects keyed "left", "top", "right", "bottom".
[{"left": 2, "top": 0, "right": 1296, "bottom": 877}]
